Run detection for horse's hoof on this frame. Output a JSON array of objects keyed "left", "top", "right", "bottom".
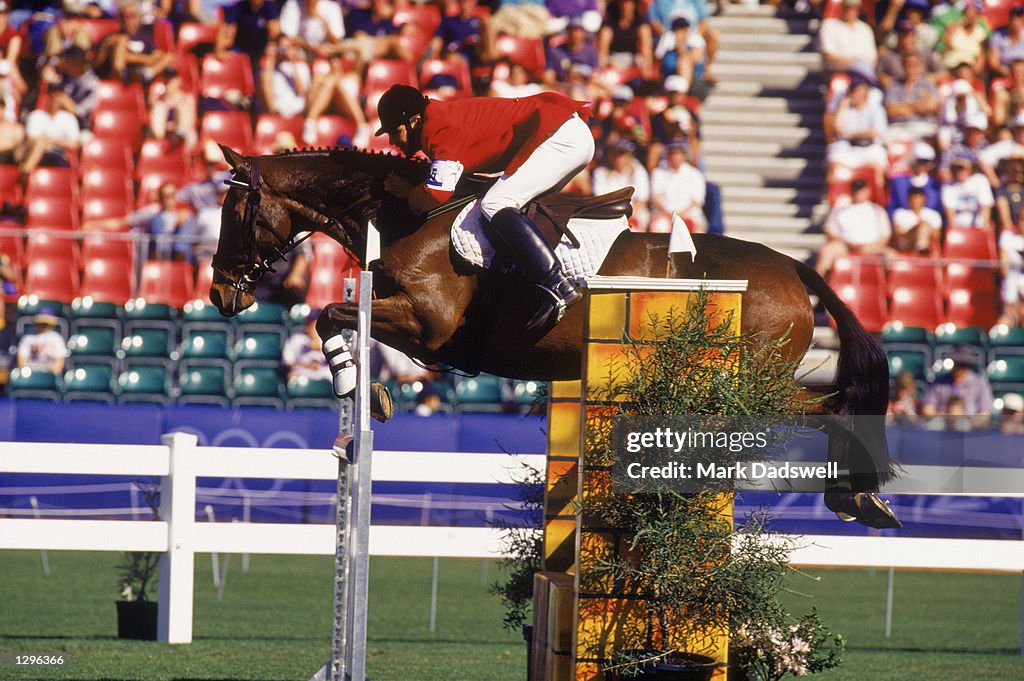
[
  {"left": 824, "top": 488, "right": 902, "bottom": 529},
  {"left": 369, "top": 382, "right": 393, "bottom": 423}
]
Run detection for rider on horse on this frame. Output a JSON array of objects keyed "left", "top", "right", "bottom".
[{"left": 375, "top": 84, "right": 595, "bottom": 331}]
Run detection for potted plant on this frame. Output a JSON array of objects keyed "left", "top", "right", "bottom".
[
  {"left": 115, "top": 479, "right": 161, "bottom": 640},
  {"left": 579, "top": 294, "right": 844, "bottom": 680}
]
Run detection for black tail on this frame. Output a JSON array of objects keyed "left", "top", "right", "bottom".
[{"left": 794, "top": 260, "right": 897, "bottom": 485}]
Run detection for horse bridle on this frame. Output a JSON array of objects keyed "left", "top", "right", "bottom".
[{"left": 213, "top": 157, "right": 369, "bottom": 297}]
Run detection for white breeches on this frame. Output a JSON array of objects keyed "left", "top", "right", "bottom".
[{"left": 479, "top": 114, "right": 595, "bottom": 220}]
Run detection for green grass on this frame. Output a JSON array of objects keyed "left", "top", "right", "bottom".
[{"left": 1, "top": 551, "right": 1023, "bottom": 680}]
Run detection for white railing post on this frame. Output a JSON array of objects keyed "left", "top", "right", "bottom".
[{"left": 158, "top": 432, "right": 199, "bottom": 644}]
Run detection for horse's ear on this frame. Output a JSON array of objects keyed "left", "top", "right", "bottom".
[{"left": 220, "top": 145, "right": 248, "bottom": 172}]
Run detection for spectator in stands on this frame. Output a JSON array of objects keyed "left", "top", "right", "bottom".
[
  {"left": 886, "top": 370, "right": 919, "bottom": 422},
  {"left": 546, "top": 0, "right": 601, "bottom": 33},
  {"left": 149, "top": 67, "right": 198, "bottom": 145},
  {"left": 999, "top": 216, "right": 1024, "bottom": 325},
  {"left": 490, "top": 0, "right": 551, "bottom": 41},
  {"left": 49, "top": 46, "right": 100, "bottom": 131},
  {"left": 988, "top": 6, "right": 1024, "bottom": 79},
  {"left": 820, "top": 0, "right": 878, "bottom": 73},
  {"left": 282, "top": 309, "right": 331, "bottom": 382},
  {"left": 942, "top": 154, "right": 994, "bottom": 229},
  {"left": 1000, "top": 393, "right": 1024, "bottom": 434},
  {"left": 544, "top": 18, "right": 598, "bottom": 85},
  {"left": 413, "top": 386, "right": 443, "bottom": 416},
  {"left": 260, "top": 39, "right": 311, "bottom": 119},
  {"left": 0, "top": 252, "right": 16, "bottom": 340},
  {"left": 992, "top": 59, "right": 1024, "bottom": 128},
  {"left": 598, "top": 0, "right": 652, "bottom": 72},
  {"left": 939, "top": 0, "right": 989, "bottom": 73},
  {"left": 815, "top": 178, "right": 892, "bottom": 278},
  {"left": 279, "top": 0, "right": 344, "bottom": 55},
  {"left": 0, "top": 58, "right": 22, "bottom": 121},
  {"left": 17, "top": 84, "right": 81, "bottom": 177},
  {"left": 490, "top": 60, "right": 543, "bottom": 98},
  {"left": 598, "top": 85, "right": 650, "bottom": 152},
  {"left": 877, "top": 0, "right": 939, "bottom": 53},
  {"left": 650, "top": 140, "right": 706, "bottom": 233},
  {"left": 433, "top": 0, "right": 494, "bottom": 68},
  {"left": 93, "top": 0, "right": 173, "bottom": 84},
  {"left": 43, "top": 9, "right": 93, "bottom": 62},
  {"left": 920, "top": 347, "right": 993, "bottom": 425},
  {"left": 157, "top": 0, "right": 205, "bottom": 26},
  {"left": 657, "top": 18, "right": 708, "bottom": 98},
  {"left": 877, "top": 20, "right": 944, "bottom": 91},
  {"left": 84, "top": 181, "right": 193, "bottom": 259},
  {"left": 254, "top": 240, "right": 310, "bottom": 308},
  {"left": 891, "top": 186, "right": 941, "bottom": 254},
  {"left": 883, "top": 52, "right": 939, "bottom": 140},
  {"left": 374, "top": 339, "right": 434, "bottom": 384},
  {"left": 977, "top": 116, "right": 1024, "bottom": 188},
  {"left": 825, "top": 76, "right": 888, "bottom": 187},
  {"left": 995, "top": 157, "right": 1024, "bottom": 230},
  {"left": 889, "top": 140, "right": 942, "bottom": 214},
  {"left": 177, "top": 176, "right": 227, "bottom": 265},
  {"left": 0, "top": 3, "right": 22, "bottom": 69},
  {"left": 646, "top": 0, "right": 717, "bottom": 83},
  {"left": 338, "top": 0, "right": 414, "bottom": 65},
  {"left": 217, "top": 0, "right": 282, "bottom": 73},
  {"left": 0, "top": 98, "right": 24, "bottom": 163},
  {"left": 16, "top": 308, "right": 67, "bottom": 377},
  {"left": 593, "top": 139, "right": 650, "bottom": 229},
  {"left": 649, "top": 74, "right": 700, "bottom": 169}
]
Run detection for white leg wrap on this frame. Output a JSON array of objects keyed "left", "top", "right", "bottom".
[{"left": 324, "top": 335, "right": 357, "bottom": 397}]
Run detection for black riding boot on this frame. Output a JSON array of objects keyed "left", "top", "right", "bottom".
[{"left": 487, "top": 207, "right": 582, "bottom": 331}]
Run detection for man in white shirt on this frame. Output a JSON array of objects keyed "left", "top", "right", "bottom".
[
  {"left": 650, "top": 141, "right": 706, "bottom": 232},
  {"left": 977, "top": 112, "right": 1024, "bottom": 187},
  {"left": 279, "top": 0, "right": 345, "bottom": 51},
  {"left": 592, "top": 139, "right": 650, "bottom": 229},
  {"left": 17, "top": 84, "right": 81, "bottom": 177},
  {"left": 892, "top": 186, "right": 942, "bottom": 253},
  {"left": 820, "top": 0, "right": 878, "bottom": 72},
  {"left": 942, "top": 154, "right": 995, "bottom": 228},
  {"left": 17, "top": 309, "right": 68, "bottom": 376},
  {"left": 816, "top": 178, "right": 892, "bottom": 277}
]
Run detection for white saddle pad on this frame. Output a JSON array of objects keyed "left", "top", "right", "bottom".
[{"left": 450, "top": 199, "right": 629, "bottom": 283}]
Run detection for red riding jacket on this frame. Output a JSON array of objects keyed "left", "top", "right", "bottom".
[{"left": 407, "top": 92, "right": 592, "bottom": 213}]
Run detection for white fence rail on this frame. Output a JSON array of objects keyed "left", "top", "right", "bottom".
[{"left": 1, "top": 435, "right": 1023, "bottom": 643}]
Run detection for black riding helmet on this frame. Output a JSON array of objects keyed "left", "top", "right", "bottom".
[{"left": 375, "top": 84, "right": 429, "bottom": 136}]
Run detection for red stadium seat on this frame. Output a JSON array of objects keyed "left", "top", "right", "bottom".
[
  {"left": 177, "top": 22, "right": 218, "bottom": 55},
  {"left": 311, "top": 233, "right": 355, "bottom": 270},
  {"left": 943, "top": 227, "right": 998, "bottom": 261},
  {"left": 595, "top": 65, "right": 644, "bottom": 91},
  {"left": 887, "top": 256, "right": 943, "bottom": 296},
  {"left": 81, "top": 197, "right": 131, "bottom": 225},
  {"left": 138, "top": 260, "right": 194, "bottom": 308},
  {"left": 78, "top": 18, "right": 120, "bottom": 46},
  {"left": 835, "top": 282, "right": 887, "bottom": 333},
  {"left": 26, "top": 232, "right": 79, "bottom": 264},
  {"left": 92, "top": 108, "right": 144, "bottom": 151},
  {"left": 946, "top": 288, "right": 1000, "bottom": 329},
  {"left": 200, "top": 52, "right": 255, "bottom": 99},
  {"left": 26, "top": 166, "right": 77, "bottom": 203},
  {"left": 137, "top": 171, "right": 187, "bottom": 207},
  {"left": 828, "top": 255, "right": 885, "bottom": 290},
  {"left": 194, "top": 259, "right": 214, "bottom": 303},
  {"left": 82, "top": 232, "right": 134, "bottom": 264},
  {"left": 0, "top": 226, "right": 25, "bottom": 267},
  {"left": 364, "top": 59, "right": 419, "bottom": 93},
  {"left": 420, "top": 58, "right": 472, "bottom": 92},
  {"left": 495, "top": 35, "right": 546, "bottom": 78},
  {"left": 153, "top": 18, "right": 175, "bottom": 53},
  {"left": 311, "top": 115, "right": 357, "bottom": 147},
  {"left": 136, "top": 139, "right": 190, "bottom": 181},
  {"left": 253, "top": 114, "right": 305, "bottom": 154},
  {"left": 80, "top": 256, "right": 134, "bottom": 305},
  {"left": 307, "top": 264, "right": 361, "bottom": 311},
  {"left": 81, "top": 168, "right": 134, "bottom": 205},
  {"left": 890, "top": 285, "right": 944, "bottom": 329},
  {"left": 24, "top": 257, "right": 80, "bottom": 302},
  {"left": 983, "top": 0, "right": 1014, "bottom": 30},
  {"left": 944, "top": 260, "right": 998, "bottom": 294},
  {"left": 0, "top": 164, "right": 23, "bottom": 206},
  {"left": 96, "top": 80, "right": 146, "bottom": 119},
  {"left": 80, "top": 137, "right": 134, "bottom": 175},
  {"left": 396, "top": 4, "right": 441, "bottom": 57},
  {"left": 26, "top": 197, "right": 78, "bottom": 231},
  {"left": 200, "top": 110, "right": 253, "bottom": 153}
]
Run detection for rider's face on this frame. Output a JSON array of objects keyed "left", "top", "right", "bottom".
[{"left": 388, "top": 123, "right": 413, "bottom": 155}]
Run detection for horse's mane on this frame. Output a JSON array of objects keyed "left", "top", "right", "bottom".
[{"left": 267, "top": 145, "right": 430, "bottom": 177}]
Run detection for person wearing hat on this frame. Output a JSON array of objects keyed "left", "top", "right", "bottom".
[
  {"left": 877, "top": 20, "right": 945, "bottom": 91},
  {"left": 47, "top": 45, "right": 101, "bottom": 131},
  {"left": 598, "top": 0, "right": 653, "bottom": 73},
  {"left": 544, "top": 17, "right": 599, "bottom": 85},
  {"left": 820, "top": 0, "right": 878, "bottom": 73},
  {"left": 888, "top": 140, "right": 942, "bottom": 215},
  {"left": 891, "top": 186, "right": 941, "bottom": 254},
  {"left": 816, "top": 178, "right": 892, "bottom": 277},
  {"left": 376, "top": 84, "right": 593, "bottom": 331},
  {"left": 825, "top": 75, "right": 888, "bottom": 187},
  {"left": 650, "top": 139, "right": 706, "bottom": 233},
  {"left": 999, "top": 392, "right": 1024, "bottom": 433},
  {"left": 646, "top": 0, "right": 718, "bottom": 84},
  {"left": 282, "top": 309, "right": 332, "bottom": 382},
  {"left": 977, "top": 113, "right": 1024, "bottom": 187},
  {"left": 16, "top": 309, "right": 68, "bottom": 376},
  {"left": 920, "top": 347, "right": 993, "bottom": 426},
  {"left": 988, "top": 6, "right": 1024, "bottom": 79},
  {"left": 883, "top": 52, "right": 939, "bottom": 140},
  {"left": 649, "top": 74, "right": 700, "bottom": 168},
  {"left": 877, "top": 0, "right": 940, "bottom": 54},
  {"left": 941, "top": 152, "right": 994, "bottom": 229},
  {"left": 593, "top": 139, "right": 650, "bottom": 228}
]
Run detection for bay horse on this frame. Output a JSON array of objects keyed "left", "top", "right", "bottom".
[{"left": 209, "top": 145, "right": 900, "bottom": 528}]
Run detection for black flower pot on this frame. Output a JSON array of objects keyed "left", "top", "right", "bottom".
[
  {"left": 116, "top": 600, "right": 158, "bottom": 640},
  {"left": 607, "top": 652, "right": 721, "bottom": 681}
]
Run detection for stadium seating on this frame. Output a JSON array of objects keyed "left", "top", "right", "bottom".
[
  {"left": 7, "top": 367, "right": 60, "bottom": 401},
  {"left": 234, "top": 330, "right": 285, "bottom": 369},
  {"left": 138, "top": 261, "right": 194, "bottom": 309},
  {"left": 92, "top": 108, "right": 144, "bottom": 152},
  {"left": 25, "top": 232, "right": 79, "bottom": 264},
  {"left": 178, "top": 364, "right": 231, "bottom": 406},
  {"left": 310, "top": 115, "right": 357, "bottom": 147},
  {"left": 81, "top": 137, "right": 135, "bottom": 175},
  {"left": 420, "top": 58, "right": 472, "bottom": 93},
  {"left": 235, "top": 301, "right": 287, "bottom": 328},
  {"left": 117, "top": 365, "right": 172, "bottom": 405},
  {"left": 80, "top": 257, "right": 134, "bottom": 305},
  {"left": 200, "top": 52, "right": 255, "bottom": 99},
  {"left": 495, "top": 35, "right": 546, "bottom": 79},
  {"left": 987, "top": 357, "right": 1024, "bottom": 393},
  {"left": 232, "top": 366, "right": 285, "bottom": 408},
  {"left": 81, "top": 233, "right": 135, "bottom": 264},
  {"left": 200, "top": 110, "right": 254, "bottom": 153},
  {"left": 176, "top": 22, "right": 218, "bottom": 55},
  {"left": 81, "top": 168, "right": 135, "bottom": 205},
  {"left": 945, "top": 288, "right": 1000, "bottom": 329},
  {"left": 62, "top": 363, "right": 116, "bottom": 403},
  {"left": 0, "top": 165, "right": 22, "bottom": 206},
  {"left": 943, "top": 228, "right": 998, "bottom": 261},
  {"left": 834, "top": 282, "right": 887, "bottom": 333},
  {"left": 67, "top": 326, "right": 119, "bottom": 370},
  {"left": 119, "top": 327, "right": 175, "bottom": 369},
  {"left": 23, "top": 258, "right": 79, "bottom": 302},
  {"left": 180, "top": 327, "right": 232, "bottom": 362},
  {"left": 889, "top": 284, "right": 943, "bottom": 330},
  {"left": 26, "top": 196, "right": 79, "bottom": 231},
  {"left": 136, "top": 139, "right": 191, "bottom": 181},
  {"left": 286, "top": 375, "right": 336, "bottom": 410},
  {"left": 512, "top": 379, "right": 545, "bottom": 409},
  {"left": 988, "top": 324, "right": 1024, "bottom": 361},
  {"left": 454, "top": 375, "right": 506, "bottom": 412},
  {"left": 828, "top": 165, "right": 886, "bottom": 206},
  {"left": 25, "top": 167, "right": 77, "bottom": 203},
  {"left": 96, "top": 80, "right": 147, "bottom": 120},
  {"left": 887, "top": 349, "right": 931, "bottom": 382},
  {"left": 78, "top": 18, "right": 120, "bottom": 46},
  {"left": 253, "top": 115, "right": 305, "bottom": 155},
  {"left": 364, "top": 59, "right": 419, "bottom": 93}
]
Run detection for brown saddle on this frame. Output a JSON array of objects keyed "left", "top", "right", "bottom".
[{"left": 527, "top": 187, "right": 635, "bottom": 249}]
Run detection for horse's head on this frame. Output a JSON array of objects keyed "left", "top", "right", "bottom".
[{"left": 210, "top": 146, "right": 365, "bottom": 316}]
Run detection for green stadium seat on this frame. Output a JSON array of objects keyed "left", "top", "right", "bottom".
[
  {"left": 235, "top": 301, "right": 287, "bottom": 328},
  {"left": 7, "top": 367, "right": 60, "bottom": 401},
  {"left": 887, "top": 350, "right": 930, "bottom": 382},
  {"left": 67, "top": 326, "right": 119, "bottom": 369},
  {"left": 179, "top": 328, "right": 231, "bottom": 361},
  {"left": 987, "top": 357, "right": 1024, "bottom": 393},
  {"left": 62, "top": 363, "right": 115, "bottom": 403},
  {"left": 123, "top": 298, "right": 177, "bottom": 336},
  {"left": 234, "top": 330, "right": 284, "bottom": 368},
  {"left": 880, "top": 323, "right": 934, "bottom": 346},
  {"left": 454, "top": 375, "right": 506, "bottom": 412},
  {"left": 933, "top": 324, "right": 988, "bottom": 366},
  {"left": 182, "top": 299, "right": 232, "bottom": 325},
  {"left": 988, "top": 324, "right": 1024, "bottom": 363},
  {"left": 119, "top": 328, "right": 174, "bottom": 368},
  {"left": 232, "top": 366, "right": 285, "bottom": 408},
  {"left": 71, "top": 296, "right": 121, "bottom": 321},
  {"left": 178, "top": 363, "right": 230, "bottom": 406},
  {"left": 288, "top": 304, "right": 314, "bottom": 331},
  {"left": 117, "top": 365, "right": 171, "bottom": 404},
  {"left": 286, "top": 375, "right": 336, "bottom": 410},
  {"left": 512, "top": 380, "right": 546, "bottom": 407},
  {"left": 15, "top": 297, "right": 68, "bottom": 338}
]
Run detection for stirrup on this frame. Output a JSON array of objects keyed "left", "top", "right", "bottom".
[
  {"left": 824, "top": 487, "right": 902, "bottom": 529},
  {"left": 526, "top": 276, "right": 582, "bottom": 331}
]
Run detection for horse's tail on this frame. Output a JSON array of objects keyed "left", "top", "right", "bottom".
[{"left": 793, "top": 260, "right": 897, "bottom": 485}]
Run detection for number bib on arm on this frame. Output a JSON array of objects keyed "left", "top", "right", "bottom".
[{"left": 426, "top": 159, "right": 465, "bottom": 192}]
